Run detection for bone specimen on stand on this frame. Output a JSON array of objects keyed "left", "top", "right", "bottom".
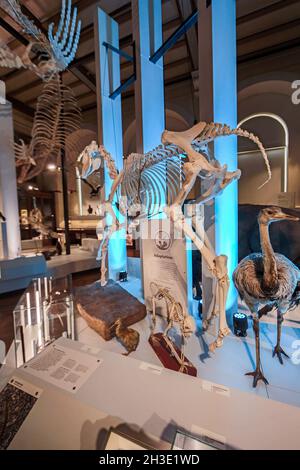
[
  {"left": 15, "top": 75, "right": 81, "bottom": 183},
  {"left": 78, "top": 121, "right": 271, "bottom": 351},
  {"left": 0, "top": 0, "right": 81, "bottom": 81},
  {"left": 150, "top": 282, "right": 196, "bottom": 373},
  {"left": 28, "top": 208, "right": 64, "bottom": 252}
]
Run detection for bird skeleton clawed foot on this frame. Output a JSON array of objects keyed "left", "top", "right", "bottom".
[
  {"left": 246, "top": 368, "right": 269, "bottom": 388},
  {"left": 273, "top": 345, "right": 290, "bottom": 365}
]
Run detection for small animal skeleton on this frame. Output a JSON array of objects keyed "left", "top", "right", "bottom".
[
  {"left": 150, "top": 282, "right": 196, "bottom": 373},
  {"left": 111, "top": 318, "right": 140, "bottom": 356},
  {"left": 28, "top": 208, "right": 63, "bottom": 253},
  {"left": 78, "top": 121, "right": 271, "bottom": 351},
  {"left": 0, "top": 0, "right": 81, "bottom": 81}
]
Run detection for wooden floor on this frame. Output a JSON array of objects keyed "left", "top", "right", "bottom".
[{"left": 0, "top": 269, "right": 100, "bottom": 356}]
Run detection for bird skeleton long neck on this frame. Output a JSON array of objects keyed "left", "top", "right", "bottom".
[{"left": 259, "top": 222, "right": 279, "bottom": 292}]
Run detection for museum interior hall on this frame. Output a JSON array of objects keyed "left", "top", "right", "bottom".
[{"left": 0, "top": 0, "right": 300, "bottom": 452}]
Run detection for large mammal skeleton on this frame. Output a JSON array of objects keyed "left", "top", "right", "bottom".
[{"left": 79, "top": 121, "right": 271, "bottom": 351}]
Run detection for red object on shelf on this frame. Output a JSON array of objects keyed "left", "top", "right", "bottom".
[{"left": 149, "top": 333, "right": 197, "bottom": 377}]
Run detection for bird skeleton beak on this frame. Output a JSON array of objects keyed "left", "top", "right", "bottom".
[{"left": 275, "top": 211, "right": 299, "bottom": 222}]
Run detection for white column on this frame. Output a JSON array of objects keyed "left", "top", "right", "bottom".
[
  {"left": 133, "top": 1, "right": 194, "bottom": 313},
  {"left": 94, "top": 7, "right": 127, "bottom": 281},
  {"left": 198, "top": 0, "right": 238, "bottom": 312},
  {"left": 132, "top": 0, "right": 165, "bottom": 153},
  {"left": 0, "top": 101, "right": 21, "bottom": 259}
]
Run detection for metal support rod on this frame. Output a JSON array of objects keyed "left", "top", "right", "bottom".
[
  {"left": 110, "top": 73, "right": 136, "bottom": 100},
  {"left": 150, "top": 9, "right": 198, "bottom": 64},
  {"left": 59, "top": 74, "right": 71, "bottom": 255},
  {"left": 109, "top": 41, "right": 136, "bottom": 100},
  {"left": 103, "top": 41, "right": 134, "bottom": 62}
]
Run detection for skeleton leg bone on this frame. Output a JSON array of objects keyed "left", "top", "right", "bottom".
[
  {"left": 164, "top": 202, "right": 230, "bottom": 350},
  {"left": 97, "top": 172, "right": 124, "bottom": 286}
]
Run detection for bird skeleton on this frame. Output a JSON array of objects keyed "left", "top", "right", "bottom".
[
  {"left": 0, "top": 0, "right": 81, "bottom": 80},
  {"left": 78, "top": 121, "right": 271, "bottom": 351},
  {"left": 77, "top": 140, "right": 103, "bottom": 179}
]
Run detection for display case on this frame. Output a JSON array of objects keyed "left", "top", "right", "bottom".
[{"left": 13, "top": 276, "right": 75, "bottom": 367}]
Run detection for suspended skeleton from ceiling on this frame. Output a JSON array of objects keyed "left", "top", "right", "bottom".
[
  {"left": 0, "top": 0, "right": 82, "bottom": 180},
  {"left": 0, "top": 0, "right": 81, "bottom": 80},
  {"left": 15, "top": 74, "right": 81, "bottom": 183},
  {"left": 78, "top": 121, "right": 271, "bottom": 351}
]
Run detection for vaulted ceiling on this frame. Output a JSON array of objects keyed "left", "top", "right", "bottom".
[{"left": 0, "top": 0, "right": 300, "bottom": 139}]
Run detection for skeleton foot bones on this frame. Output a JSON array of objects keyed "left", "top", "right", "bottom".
[{"left": 78, "top": 121, "right": 271, "bottom": 352}]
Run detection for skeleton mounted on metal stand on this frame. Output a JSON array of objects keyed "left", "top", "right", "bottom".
[
  {"left": 78, "top": 121, "right": 271, "bottom": 351},
  {"left": 150, "top": 282, "right": 196, "bottom": 373}
]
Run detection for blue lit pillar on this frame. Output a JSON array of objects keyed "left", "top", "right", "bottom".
[
  {"left": 199, "top": 0, "right": 238, "bottom": 311},
  {"left": 94, "top": 8, "right": 127, "bottom": 281},
  {"left": 133, "top": 1, "right": 194, "bottom": 313},
  {"left": 132, "top": 0, "right": 165, "bottom": 153},
  {"left": 0, "top": 101, "right": 21, "bottom": 259}
]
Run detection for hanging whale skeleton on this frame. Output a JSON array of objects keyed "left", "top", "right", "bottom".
[
  {"left": 0, "top": 0, "right": 82, "bottom": 182},
  {"left": 78, "top": 122, "right": 271, "bottom": 351}
]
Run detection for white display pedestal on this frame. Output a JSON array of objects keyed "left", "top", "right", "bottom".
[{"left": 2, "top": 337, "right": 300, "bottom": 450}]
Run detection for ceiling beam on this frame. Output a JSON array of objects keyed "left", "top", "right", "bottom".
[
  {"left": 82, "top": 71, "right": 193, "bottom": 112},
  {"left": 70, "top": 65, "right": 96, "bottom": 93},
  {"left": 7, "top": 95, "right": 34, "bottom": 117},
  {"left": 237, "top": 0, "right": 300, "bottom": 25},
  {"left": 238, "top": 37, "right": 300, "bottom": 64},
  {"left": 10, "top": 77, "right": 42, "bottom": 96},
  {"left": 174, "top": 0, "right": 198, "bottom": 71},
  {"left": 0, "top": 14, "right": 28, "bottom": 45},
  {"left": 238, "top": 17, "right": 300, "bottom": 45}
]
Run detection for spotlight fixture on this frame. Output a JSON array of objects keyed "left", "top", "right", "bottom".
[
  {"left": 119, "top": 271, "right": 128, "bottom": 282},
  {"left": 233, "top": 312, "right": 248, "bottom": 337},
  {"left": 47, "top": 163, "right": 57, "bottom": 171},
  {"left": 28, "top": 185, "right": 33, "bottom": 190}
]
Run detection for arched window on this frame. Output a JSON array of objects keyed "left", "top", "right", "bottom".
[{"left": 238, "top": 112, "right": 289, "bottom": 204}]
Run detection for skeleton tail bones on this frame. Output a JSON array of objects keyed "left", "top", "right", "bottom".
[{"left": 163, "top": 121, "right": 271, "bottom": 188}]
